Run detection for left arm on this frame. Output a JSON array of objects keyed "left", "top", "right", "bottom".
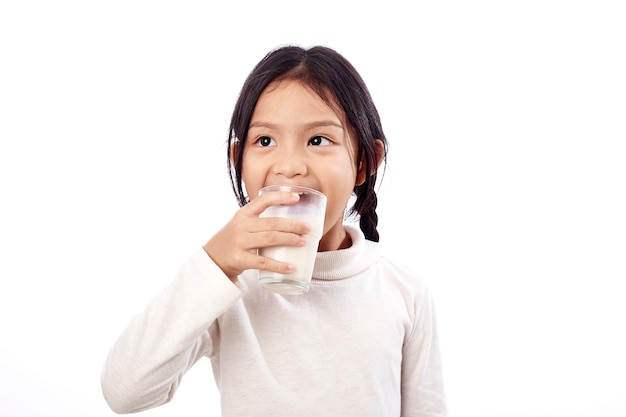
[{"left": 401, "top": 285, "right": 448, "bottom": 417}]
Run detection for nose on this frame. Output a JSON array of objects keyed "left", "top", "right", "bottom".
[{"left": 271, "top": 148, "right": 308, "bottom": 178}]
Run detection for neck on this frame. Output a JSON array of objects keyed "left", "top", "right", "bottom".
[{"left": 317, "top": 224, "right": 352, "bottom": 252}]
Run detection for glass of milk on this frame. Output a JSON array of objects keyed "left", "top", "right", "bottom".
[{"left": 258, "top": 185, "right": 326, "bottom": 295}]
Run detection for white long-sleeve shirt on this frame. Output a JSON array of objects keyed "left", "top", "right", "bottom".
[{"left": 101, "top": 224, "right": 448, "bottom": 416}]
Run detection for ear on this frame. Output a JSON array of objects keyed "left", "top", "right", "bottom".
[
  {"left": 230, "top": 140, "right": 240, "bottom": 167},
  {"left": 355, "top": 139, "right": 385, "bottom": 186},
  {"left": 231, "top": 140, "right": 249, "bottom": 187}
]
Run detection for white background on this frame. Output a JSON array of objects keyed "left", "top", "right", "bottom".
[{"left": 1, "top": 1, "right": 624, "bottom": 416}]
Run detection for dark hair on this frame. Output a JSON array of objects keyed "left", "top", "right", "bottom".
[{"left": 227, "top": 45, "right": 388, "bottom": 242}]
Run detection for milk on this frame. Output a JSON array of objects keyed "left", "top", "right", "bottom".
[
  {"left": 259, "top": 223, "right": 322, "bottom": 294},
  {"left": 257, "top": 185, "right": 326, "bottom": 295}
]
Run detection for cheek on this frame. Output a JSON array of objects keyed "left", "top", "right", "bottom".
[
  {"left": 240, "top": 166, "right": 259, "bottom": 200},
  {"left": 325, "top": 154, "right": 358, "bottom": 188},
  {"left": 240, "top": 149, "right": 263, "bottom": 189},
  {"left": 321, "top": 159, "right": 357, "bottom": 213}
]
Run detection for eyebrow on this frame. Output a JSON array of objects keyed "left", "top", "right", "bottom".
[{"left": 249, "top": 120, "right": 345, "bottom": 130}]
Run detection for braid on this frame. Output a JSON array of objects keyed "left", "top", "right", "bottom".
[
  {"left": 359, "top": 192, "right": 379, "bottom": 242},
  {"left": 352, "top": 172, "right": 380, "bottom": 242}
]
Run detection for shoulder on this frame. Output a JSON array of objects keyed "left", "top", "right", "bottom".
[
  {"left": 372, "top": 252, "right": 435, "bottom": 315},
  {"left": 376, "top": 254, "right": 428, "bottom": 290}
]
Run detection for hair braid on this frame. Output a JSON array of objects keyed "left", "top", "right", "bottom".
[
  {"left": 358, "top": 191, "right": 379, "bottom": 242},
  {"left": 351, "top": 158, "right": 382, "bottom": 242}
]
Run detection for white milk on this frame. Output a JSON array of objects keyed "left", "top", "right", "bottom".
[
  {"left": 259, "top": 219, "right": 323, "bottom": 295},
  {"left": 257, "top": 186, "right": 326, "bottom": 295}
]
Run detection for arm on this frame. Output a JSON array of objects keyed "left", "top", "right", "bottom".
[
  {"left": 101, "top": 191, "right": 311, "bottom": 413},
  {"left": 100, "top": 248, "right": 242, "bottom": 413},
  {"left": 401, "top": 285, "right": 449, "bottom": 417}
]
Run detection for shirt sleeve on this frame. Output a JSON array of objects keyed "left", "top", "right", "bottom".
[
  {"left": 401, "top": 283, "right": 449, "bottom": 417},
  {"left": 100, "top": 247, "right": 243, "bottom": 413}
]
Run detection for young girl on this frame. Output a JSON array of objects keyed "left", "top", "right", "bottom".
[{"left": 101, "top": 45, "right": 448, "bottom": 417}]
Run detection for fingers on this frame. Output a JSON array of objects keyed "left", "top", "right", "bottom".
[
  {"left": 203, "top": 192, "right": 312, "bottom": 281},
  {"left": 243, "top": 190, "right": 311, "bottom": 235},
  {"left": 205, "top": 227, "right": 302, "bottom": 280},
  {"left": 244, "top": 190, "right": 300, "bottom": 217},
  {"left": 239, "top": 251, "right": 296, "bottom": 275},
  {"left": 249, "top": 229, "right": 308, "bottom": 249},
  {"left": 251, "top": 216, "right": 312, "bottom": 236},
  {"left": 228, "top": 217, "right": 308, "bottom": 256}
]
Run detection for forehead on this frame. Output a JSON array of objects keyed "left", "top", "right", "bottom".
[{"left": 254, "top": 80, "right": 344, "bottom": 120}]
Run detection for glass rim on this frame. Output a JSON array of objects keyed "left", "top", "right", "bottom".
[{"left": 259, "top": 185, "right": 325, "bottom": 198}]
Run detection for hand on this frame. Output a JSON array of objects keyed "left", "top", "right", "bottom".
[{"left": 203, "top": 191, "right": 312, "bottom": 281}]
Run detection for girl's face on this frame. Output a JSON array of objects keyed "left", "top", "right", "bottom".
[{"left": 241, "top": 80, "right": 366, "bottom": 251}]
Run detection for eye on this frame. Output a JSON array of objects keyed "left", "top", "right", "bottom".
[
  {"left": 256, "top": 136, "right": 276, "bottom": 147},
  {"left": 308, "top": 136, "right": 331, "bottom": 146}
]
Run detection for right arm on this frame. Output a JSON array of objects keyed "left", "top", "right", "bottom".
[
  {"left": 101, "top": 191, "right": 311, "bottom": 413},
  {"left": 100, "top": 249, "right": 241, "bottom": 413}
]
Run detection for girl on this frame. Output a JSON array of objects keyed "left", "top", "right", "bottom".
[{"left": 101, "top": 45, "right": 448, "bottom": 417}]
